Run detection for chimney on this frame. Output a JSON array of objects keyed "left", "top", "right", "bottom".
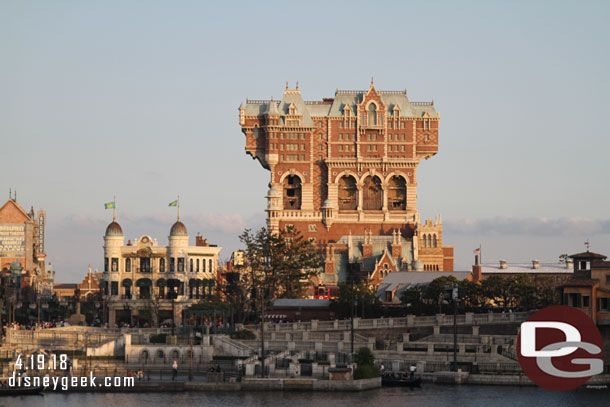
[
  {"left": 499, "top": 260, "right": 507, "bottom": 269},
  {"left": 532, "top": 260, "right": 540, "bottom": 269}
]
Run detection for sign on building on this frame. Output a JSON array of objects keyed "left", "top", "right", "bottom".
[{"left": 0, "top": 224, "right": 26, "bottom": 257}]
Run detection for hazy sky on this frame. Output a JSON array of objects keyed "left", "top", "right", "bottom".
[{"left": 2, "top": 1, "right": 609, "bottom": 282}]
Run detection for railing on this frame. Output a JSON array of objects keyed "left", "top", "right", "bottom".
[{"left": 243, "top": 312, "right": 532, "bottom": 333}]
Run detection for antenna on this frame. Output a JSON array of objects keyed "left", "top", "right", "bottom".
[{"left": 585, "top": 238, "right": 591, "bottom": 252}]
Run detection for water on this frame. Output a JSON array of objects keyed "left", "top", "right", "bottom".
[{"left": 1, "top": 385, "right": 608, "bottom": 407}]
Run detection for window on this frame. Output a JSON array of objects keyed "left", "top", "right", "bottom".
[
  {"left": 284, "top": 175, "right": 302, "bottom": 209},
  {"left": 433, "top": 235, "right": 437, "bottom": 247},
  {"left": 125, "top": 258, "right": 131, "bottom": 273},
  {"left": 389, "top": 134, "right": 393, "bottom": 141},
  {"left": 111, "top": 281, "right": 118, "bottom": 296},
  {"left": 338, "top": 175, "right": 358, "bottom": 210},
  {"left": 388, "top": 176, "right": 406, "bottom": 211},
  {"left": 202, "top": 259, "right": 206, "bottom": 273},
  {"left": 301, "top": 144, "right": 305, "bottom": 150},
  {"left": 363, "top": 176, "right": 383, "bottom": 210},
  {"left": 339, "top": 145, "right": 343, "bottom": 151},
  {"left": 424, "top": 119, "right": 430, "bottom": 130},
  {"left": 583, "top": 295, "right": 590, "bottom": 307},
  {"left": 190, "top": 258, "right": 193, "bottom": 272},
  {"left": 178, "top": 258, "right": 184, "bottom": 272},
  {"left": 196, "top": 258, "right": 200, "bottom": 272},
  {"left": 140, "top": 257, "right": 150, "bottom": 272},
  {"left": 104, "top": 257, "right": 109, "bottom": 272},
  {"left": 170, "top": 257, "right": 175, "bottom": 272},
  {"left": 424, "top": 134, "right": 430, "bottom": 143},
  {"left": 339, "top": 122, "right": 343, "bottom": 128},
  {"left": 401, "top": 145, "right": 405, "bottom": 152},
  {"left": 339, "top": 134, "right": 343, "bottom": 140},
  {"left": 209, "top": 259, "right": 213, "bottom": 273},
  {"left": 401, "top": 122, "right": 405, "bottom": 129},
  {"left": 308, "top": 224, "right": 317, "bottom": 232},
  {"left": 111, "top": 258, "right": 118, "bottom": 272},
  {"left": 160, "top": 258, "right": 165, "bottom": 273},
  {"left": 318, "top": 145, "right": 324, "bottom": 151},
  {"left": 368, "top": 103, "right": 377, "bottom": 126}
]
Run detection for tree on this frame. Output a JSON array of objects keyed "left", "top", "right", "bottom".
[
  {"left": 239, "top": 225, "right": 322, "bottom": 301},
  {"left": 335, "top": 280, "right": 381, "bottom": 318}
]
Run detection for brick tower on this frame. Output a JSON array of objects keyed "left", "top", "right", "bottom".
[{"left": 239, "top": 81, "right": 453, "bottom": 290}]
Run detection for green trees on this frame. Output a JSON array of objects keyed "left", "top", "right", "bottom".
[
  {"left": 401, "top": 274, "right": 556, "bottom": 314},
  {"left": 238, "top": 225, "right": 323, "bottom": 304},
  {"left": 335, "top": 280, "right": 382, "bottom": 318}
]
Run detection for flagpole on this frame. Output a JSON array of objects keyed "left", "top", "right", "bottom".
[
  {"left": 479, "top": 243, "right": 482, "bottom": 265},
  {"left": 177, "top": 194, "right": 180, "bottom": 221},
  {"left": 113, "top": 195, "right": 116, "bottom": 222}
]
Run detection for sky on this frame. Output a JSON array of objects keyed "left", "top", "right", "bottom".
[{"left": 2, "top": 1, "right": 609, "bottom": 282}]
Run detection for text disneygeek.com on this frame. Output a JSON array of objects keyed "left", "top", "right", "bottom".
[{"left": 9, "top": 372, "right": 135, "bottom": 390}]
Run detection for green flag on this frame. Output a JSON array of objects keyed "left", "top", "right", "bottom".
[
  {"left": 168, "top": 200, "right": 178, "bottom": 207},
  {"left": 104, "top": 202, "right": 116, "bottom": 209}
]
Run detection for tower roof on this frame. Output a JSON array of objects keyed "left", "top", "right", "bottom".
[
  {"left": 170, "top": 220, "right": 188, "bottom": 236},
  {"left": 105, "top": 221, "right": 123, "bottom": 236}
]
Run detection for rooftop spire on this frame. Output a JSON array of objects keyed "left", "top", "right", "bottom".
[{"left": 370, "top": 76, "right": 374, "bottom": 87}]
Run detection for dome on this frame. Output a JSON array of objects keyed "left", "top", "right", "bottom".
[
  {"left": 105, "top": 221, "right": 123, "bottom": 237},
  {"left": 413, "top": 260, "right": 424, "bottom": 271},
  {"left": 170, "top": 221, "right": 188, "bottom": 236}
]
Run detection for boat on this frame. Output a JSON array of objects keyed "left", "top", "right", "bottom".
[{"left": 381, "top": 373, "right": 422, "bottom": 388}]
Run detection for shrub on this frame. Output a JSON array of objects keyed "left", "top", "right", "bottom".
[
  {"left": 354, "top": 347, "right": 375, "bottom": 366},
  {"left": 149, "top": 334, "right": 167, "bottom": 344},
  {"left": 353, "top": 364, "right": 380, "bottom": 379},
  {"left": 231, "top": 329, "right": 256, "bottom": 340}
]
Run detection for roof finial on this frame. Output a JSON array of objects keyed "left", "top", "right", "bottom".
[
  {"left": 9, "top": 188, "right": 11, "bottom": 200},
  {"left": 371, "top": 76, "right": 374, "bottom": 87},
  {"left": 14, "top": 190, "right": 16, "bottom": 202},
  {"left": 296, "top": 81, "right": 299, "bottom": 90},
  {"left": 286, "top": 81, "right": 289, "bottom": 90}
]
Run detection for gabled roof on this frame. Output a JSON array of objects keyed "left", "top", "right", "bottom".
[
  {"left": 569, "top": 251, "right": 607, "bottom": 260},
  {"left": 0, "top": 199, "right": 32, "bottom": 223}
]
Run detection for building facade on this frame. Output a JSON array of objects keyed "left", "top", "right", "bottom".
[
  {"left": 561, "top": 251, "right": 610, "bottom": 324},
  {"left": 102, "top": 215, "right": 221, "bottom": 327},
  {"left": 0, "top": 194, "right": 53, "bottom": 298},
  {"left": 239, "top": 81, "right": 453, "bottom": 289}
]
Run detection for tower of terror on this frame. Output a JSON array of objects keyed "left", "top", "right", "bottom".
[{"left": 238, "top": 80, "right": 453, "bottom": 290}]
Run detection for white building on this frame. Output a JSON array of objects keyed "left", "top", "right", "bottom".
[{"left": 102, "top": 214, "right": 221, "bottom": 327}]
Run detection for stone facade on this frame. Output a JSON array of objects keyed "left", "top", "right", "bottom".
[
  {"left": 239, "top": 81, "right": 453, "bottom": 289},
  {"left": 101, "top": 215, "right": 221, "bottom": 327},
  {"left": 0, "top": 195, "right": 53, "bottom": 297}
]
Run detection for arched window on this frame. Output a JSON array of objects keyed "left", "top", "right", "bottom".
[
  {"left": 363, "top": 176, "right": 382, "bottom": 210},
  {"left": 338, "top": 175, "right": 358, "bottom": 210},
  {"left": 209, "top": 259, "right": 213, "bottom": 273},
  {"left": 283, "top": 175, "right": 302, "bottom": 209},
  {"left": 125, "top": 258, "right": 131, "bottom": 273},
  {"left": 202, "top": 259, "right": 206, "bottom": 273},
  {"left": 433, "top": 234, "right": 437, "bottom": 248},
  {"left": 422, "top": 234, "right": 427, "bottom": 248},
  {"left": 368, "top": 103, "right": 377, "bottom": 126},
  {"left": 160, "top": 258, "right": 165, "bottom": 273},
  {"left": 189, "top": 259, "right": 193, "bottom": 272},
  {"left": 196, "top": 258, "right": 200, "bottom": 272},
  {"left": 388, "top": 176, "right": 406, "bottom": 211}
]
